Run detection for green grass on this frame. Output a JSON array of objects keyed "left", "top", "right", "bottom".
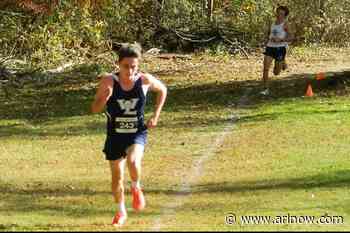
[
  {"left": 164, "top": 97, "right": 350, "bottom": 231},
  {"left": 1, "top": 47, "right": 350, "bottom": 231}
]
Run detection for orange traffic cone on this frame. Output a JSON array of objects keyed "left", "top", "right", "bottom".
[
  {"left": 316, "top": 72, "right": 326, "bottom": 80},
  {"left": 305, "top": 83, "right": 314, "bottom": 97}
]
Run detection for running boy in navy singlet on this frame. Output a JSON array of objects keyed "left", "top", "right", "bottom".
[
  {"left": 261, "top": 5, "right": 294, "bottom": 95},
  {"left": 91, "top": 43, "right": 167, "bottom": 227}
]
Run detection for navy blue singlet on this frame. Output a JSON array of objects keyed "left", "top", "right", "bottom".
[{"left": 103, "top": 73, "right": 147, "bottom": 160}]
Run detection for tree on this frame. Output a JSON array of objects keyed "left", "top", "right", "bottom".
[{"left": 205, "top": 0, "right": 214, "bottom": 22}]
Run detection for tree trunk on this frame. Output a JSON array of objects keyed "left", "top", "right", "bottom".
[
  {"left": 156, "top": 0, "right": 164, "bottom": 24},
  {"left": 207, "top": 0, "right": 214, "bottom": 22},
  {"left": 319, "top": 0, "right": 326, "bottom": 18},
  {"left": 318, "top": 0, "right": 327, "bottom": 41}
]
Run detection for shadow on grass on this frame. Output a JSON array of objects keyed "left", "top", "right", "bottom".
[
  {"left": 0, "top": 182, "right": 159, "bottom": 221},
  {"left": 0, "top": 64, "right": 349, "bottom": 135},
  {"left": 167, "top": 70, "right": 350, "bottom": 110},
  {"left": 0, "top": 120, "right": 106, "bottom": 137},
  {"left": 0, "top": 63, "right": 100, "bottom": 121},
  {"left": 237, "top": 108, "right": 350, "bottom": 124},
  {"left": 146, "top": 169, "right": 350, "bottom": 195},
  {"left": 0, "top": 170, "right": 348, "bottom": 229}
]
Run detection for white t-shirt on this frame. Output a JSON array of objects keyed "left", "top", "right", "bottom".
[{"left": 266, "top": 21, "right": 288, "bottom": 48}]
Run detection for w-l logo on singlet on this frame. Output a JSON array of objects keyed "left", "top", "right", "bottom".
[{"left": 117, "top": 98, "right": 139, "bottom": 115}]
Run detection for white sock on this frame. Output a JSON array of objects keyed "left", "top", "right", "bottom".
[
  {"left": 131, "top": 181, "right": 141, "bottom": 189},
  {"left": 118, "top": 202, "right": 127, "bottom": 215}
]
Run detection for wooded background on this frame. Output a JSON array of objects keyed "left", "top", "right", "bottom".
[{"left": 1, "top": 0, "right": 349, "bottom": 68}]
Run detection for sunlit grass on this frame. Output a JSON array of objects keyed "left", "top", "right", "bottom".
[{"left": 1, "top": 47, "right": 350, "bottom": 230}]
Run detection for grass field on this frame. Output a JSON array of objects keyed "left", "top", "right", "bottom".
[{"left": 1, "top": 47, "right": 350, "bottom": 231}]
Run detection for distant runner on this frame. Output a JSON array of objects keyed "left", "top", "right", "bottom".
[{"left": 261, "top": 5, "right": 294, "bottom": 95}]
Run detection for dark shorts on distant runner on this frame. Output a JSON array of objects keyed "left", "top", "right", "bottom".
[{"left": 264, "top": 46, "right": 286, "bottom": 62}]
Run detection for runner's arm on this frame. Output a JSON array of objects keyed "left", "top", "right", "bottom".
[
  {"left": 142, "top": 74, "right": 167, "bottom": 128},
  {"left": 283, "top": 23, "right": 294, "bottom": 43},
  {"left": 91, "top": 75, "right": 114, "bottom": 113},
  {"left": 264, "top": 25, "right": 271, "bottom": 45}
]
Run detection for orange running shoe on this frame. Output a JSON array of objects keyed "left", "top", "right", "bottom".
[
  {"left": 131, "top": 187, "right": 146, "bottom": 211},
  {"left": 112, "top": 212, "right": 127, "bottom": 227}
]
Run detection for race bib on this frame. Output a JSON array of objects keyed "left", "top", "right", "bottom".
[{"left": 115, "top": 117, "right": 138, "bottom": 133}]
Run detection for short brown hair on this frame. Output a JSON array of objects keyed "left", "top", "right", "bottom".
[
  {"left": 117, "top": 43, "right": 142, "bottom": 62},
  {"left": 277, "top": 5, "right": 289, "bottom": 17}
]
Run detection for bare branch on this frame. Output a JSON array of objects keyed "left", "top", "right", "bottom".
[{"left": 173, "top": 29, "right": 217, "bottom": 43}]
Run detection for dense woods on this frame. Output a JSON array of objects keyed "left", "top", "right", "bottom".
[{"left": 1, "top": 0, "right": 349, "bottom": 68}]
